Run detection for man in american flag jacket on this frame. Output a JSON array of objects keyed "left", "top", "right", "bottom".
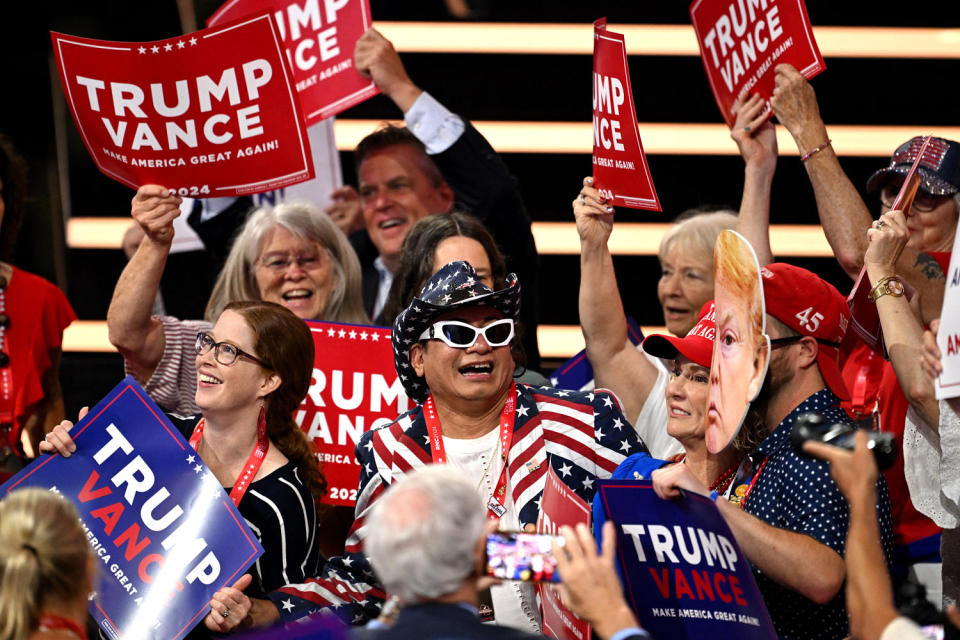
[{"left": 245, "top": 261, "right": 648, "bottom": 629}]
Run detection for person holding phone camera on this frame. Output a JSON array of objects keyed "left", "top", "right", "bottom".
[{"left": 262, "top": 261, "right": 648, "bottom": 630}]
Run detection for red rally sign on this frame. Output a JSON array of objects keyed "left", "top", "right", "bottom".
[
  {"left": 209, "top": 0, "right": 378, "bottom": 125},
  {"left": 592, "top": 19, "right": 661, "bottom": 212},
  {"left": 689, "top": 0, "right": 825, "bottom": 127},
  {"left": 52, "top": 15, "right": 314, "bottom": 197},
  {"left": 536, "top": 467, "right": 592, "bottom": 640},
  {"left": 298, "top": 321, "right": 411, "bottom": 506}
]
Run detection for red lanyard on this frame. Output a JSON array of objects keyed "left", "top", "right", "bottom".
[
  {"left": 39, "top": 614, "right": 88, "bottom": 640},
  {"left": 188, "top": 412, "right": 269, "bottom": 508},
  {"left": 736, "top": 457, "right": 769, "bottom": 509},
  {"left": 423, "top": 382, "right": 516, "bottom": 519}
]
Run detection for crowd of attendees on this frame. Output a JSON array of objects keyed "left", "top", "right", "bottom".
[{"left": 0, "top": 22, "right": 958, "bottom": 640}]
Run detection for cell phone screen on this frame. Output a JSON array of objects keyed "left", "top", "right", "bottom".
[{"left": 485, "top": 531, "right": 564, "bottom": 583}]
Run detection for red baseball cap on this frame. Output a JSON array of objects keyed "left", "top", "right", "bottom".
[
  {"left": 642, "top": 302, "right": 715, "bottom": 368},
  {"left": 760, "top": 263, "right": 850, "bottom": 400}
]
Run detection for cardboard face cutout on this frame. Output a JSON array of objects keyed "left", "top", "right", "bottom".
[{"left": 706, "top": 230, "right": 770, "bottom": 454}]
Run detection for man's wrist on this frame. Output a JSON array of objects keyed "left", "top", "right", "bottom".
[
  {"left": 389, "top": 83, "right": 423, "bottom": 114},
  {"left": 592, "top": 604, "right": 640, "bottom": 639}
]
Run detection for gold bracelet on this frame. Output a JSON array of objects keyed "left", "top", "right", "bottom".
[{"left": 801, "top": 139, "right": 832, "bottom": 162}]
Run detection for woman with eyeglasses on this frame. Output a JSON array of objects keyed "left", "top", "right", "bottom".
[
  {"left": 108, "top": 185, "right": 369, "bottom": 418},
  {"left": 43, "top": 301, "right": 324, "bottom": 634}
]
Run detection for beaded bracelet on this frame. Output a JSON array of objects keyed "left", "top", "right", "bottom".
[{"left": 801, "top": 139, "right": 832, "bottom": 162}]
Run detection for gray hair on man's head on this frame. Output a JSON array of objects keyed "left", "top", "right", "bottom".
[
  {"left": 365, "top": 465, "right": 486, "bottom": 604},
  {"left": 659, "top": 208, "right": 739, "bottom": 265}
]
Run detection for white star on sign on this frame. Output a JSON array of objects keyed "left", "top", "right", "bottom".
[
  {"left": 360, "top": 331, "right": 368, "bottom": 340},
  {"left": 338, "top": 330, "right": 346, "bottom": 338},
  {"left": 281, "top": 599, "right": 295, "bottom": 612},
  {"left": 177, "top": 40, "right": 186, "bottom": 49},
  {"left": 186, "top": 454, "right": 195, "bottom": 463},
  {"left": 327, "top": 328, "right": 335, "bottom": 337},
  {"left": 194, "top": 464, "right": 202, "bottom": 473},
  {"left": 189, "top": 37, "right": 197, "bottom": 45},
  {"left": 349, "top": 330, "right": 357, "bottom": 339},
  {"left": 619, "top": 440, "right": 631, "bottom": 453},
  {"left": 150, "top": 45, "right": 160, "bottom": 53},
  {"left": 138, "top": 46, "right": 146, "bottom": 54},
  {"left": 371, "top": 333, "right": 380, "bottom": 341},
  {"left": 164, "top": 43, "right": 173, "bottom": 52},
  {"left": 558, "top": 463, "right": 572, "bottom": 478}
]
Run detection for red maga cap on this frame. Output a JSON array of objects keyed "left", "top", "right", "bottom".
[
  {"left": 760, "top": 263, "right": 850, "bottom": 400},
  {"left": 642, "top": 301, "right": 715, "bottom": 368}
]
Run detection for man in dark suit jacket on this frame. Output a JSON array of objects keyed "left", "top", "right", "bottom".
[
  {"left": 358, "top": 466, "right": 651, "bottom": 640},
  {"left": 348, "top": 29, "right": 541, "bottom": 368}
]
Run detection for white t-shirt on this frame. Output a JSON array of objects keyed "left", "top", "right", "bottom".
[
  {"left": 633, "top": 351, "right": 683, "bottom": 460},
  {"left": 444, "top": 430, "right": 541, "bottom": 633}
]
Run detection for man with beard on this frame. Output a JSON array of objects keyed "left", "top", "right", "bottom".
[{"left": 653, "top": 262, "right": 895, "bottom": 640}]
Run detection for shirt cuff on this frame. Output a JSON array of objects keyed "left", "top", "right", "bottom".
[
  {"left": 404, "top": 91, "right": 465, "bottom": 155},
  {"left": 610, "top": 627, "right": 651, "bottom": 640}
]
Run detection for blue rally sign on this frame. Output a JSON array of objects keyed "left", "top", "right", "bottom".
[
  {"left": 1, "top": 376, "right": 263, "bottom": 640},
  {"left": 597, "top": 480, "right": 776, "bottom": 640}
]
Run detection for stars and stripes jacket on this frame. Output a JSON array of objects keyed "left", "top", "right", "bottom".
[{"left": 267, "top": 383, "right": 648, "bottom": 624}]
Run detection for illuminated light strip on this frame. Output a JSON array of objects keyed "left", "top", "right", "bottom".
[
  {"left": 333, "top": 120, "right": 960, "bottom": 156},
  {"left": 532, "top": 222, "right": 832, "bottom": 257},
  {"left": 63, "top": 320, "right": 662, "bottom": 359},
  {"left": 66, "top": 217, "right": 834, "bottom": 256},
  {"left": 63, "top": 321, "right": 116, "bottom": 353},
  {"left": 374, "top": 22, "right": 960, "bottom": 58}
]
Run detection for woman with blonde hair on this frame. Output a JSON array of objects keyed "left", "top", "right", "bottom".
[
  {"left": 0, "top": 488, "right": 93, "bottom": 640},
  {"left": 109, "top": 186, "right": 368, "bottom": 416}
]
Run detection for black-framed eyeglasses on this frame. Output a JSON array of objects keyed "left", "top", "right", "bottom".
[
  {"left": 195, "top": 332, "right": 271, "bottom": 368},
  {"left": 770, "top": 335, "right": 840, "bottom": 350},
  {"left": 418, "top": 319, "right": 515, "bottom": 348}
]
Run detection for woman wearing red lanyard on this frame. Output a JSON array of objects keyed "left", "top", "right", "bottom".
[
  {"left": 0, "top": 488, "right": 94, "bottom": 640},
  {"left": 42, "top": 301, "right": 324, "bottom": 634}
]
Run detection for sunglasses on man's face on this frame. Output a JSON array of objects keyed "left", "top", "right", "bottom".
[{"left": 418, "top": 319, "right": 515, "bottom": 348}]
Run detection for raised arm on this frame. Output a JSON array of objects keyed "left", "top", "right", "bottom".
[
  {"left": 355, "top": 27, "right": 422, "bottom": 113},
  {"left": 574, "top": 177, "right": 657, "bottom": 423},
  {"left": 731, "top": 92, "right": 776, "bottom": 266},
  {"left": 107, "top": 185, "right": 182, "bottom": 383},
  {"left": 864, "top": 210, "right": 939, "bottom": 427},
  {"left": 771, "top": 64, "right": 945, "bottom": 322}
]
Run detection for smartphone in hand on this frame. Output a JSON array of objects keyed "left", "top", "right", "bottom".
[{"left": 485, "top": 531, "right": 564, "bottom": 583}]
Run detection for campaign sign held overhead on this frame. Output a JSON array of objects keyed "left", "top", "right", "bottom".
[
  {"left": 597, "top": 480, "right": 776, "bottom": 640},
  {"left": 209, "top": 0, "right": 378, "bottom": 124},
  {"left": 690, "top": 0, "right": 825, "bottom": 127},
  {"left": 592, "top": 18, "right": 660, "bottom": 211},
  {"left": 299, "top": 321, "right": 411, "bottom": 506},
  {"left": 0, "top": 376, "right": 263, "bottom": 640},
  {"left": 51, "top": 13, "right": 314, "bottom": 196}
]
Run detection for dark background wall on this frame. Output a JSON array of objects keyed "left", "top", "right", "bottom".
[{"left": 2, "top": 1, "right": 958, "bottom": 417}]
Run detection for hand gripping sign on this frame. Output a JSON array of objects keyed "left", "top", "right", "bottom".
[
  {"left": 0, "top": 376, "right": 263, "bottom": 640},
  {"left": 298, "top": 321, "right": 411, "bottom": 506},
  {"left": 51, "top": 13, "right": 314, "bottom": 196},
  {"left": 536, "top": 467, "right": 592, "bottom": 640},
  {"left": 597, "top": 480, "right": 776, "bottom": 640},
  {"left": 689, "top": 0, "right": 825, "bottom": 127},
  {"left": 592, "top": 19, "right": 661, "bottom": 211},
  {"left": 209, "top": 0, "right": 378, "bottom": 125}
]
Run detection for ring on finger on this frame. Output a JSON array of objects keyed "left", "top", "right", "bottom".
[
  {"left": 223, "top": 608, "right": 230, "bottom": 618},
  {"left": 744, "top": 124, "right": 751, "bottom": 133},
  {"left": 579, "top": 195, "right": 585, "bottom": 205},
  {"left": 875, "top": 219, "right": 886, "bottom": 229}
]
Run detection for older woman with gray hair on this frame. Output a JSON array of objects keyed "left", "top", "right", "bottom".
[{"left": 108, "top": 185, "right": 368, "bottom": 416}]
